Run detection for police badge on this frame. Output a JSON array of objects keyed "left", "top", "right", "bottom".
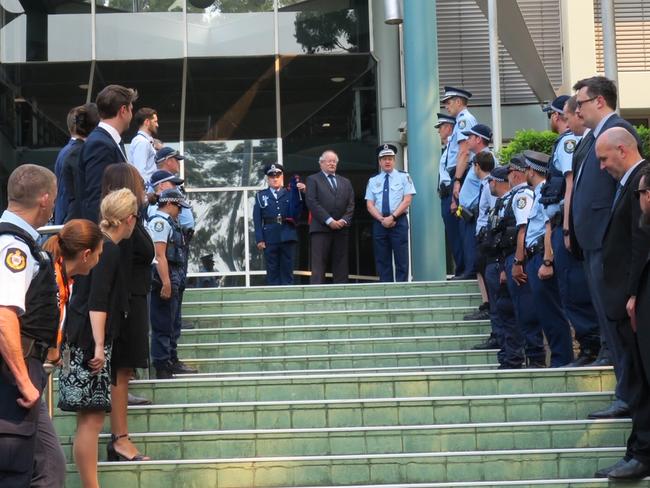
[
  {"left": 564, "top": 139, "right": 576, "bottom": 154},
  {"left": 516, "top": 196, "right": 527, "bottom": 209},
  {"left": 459, "top": 119, "right": 466, "bottom": 129},
  {"left": 154, "top": 221, "right": 164, "bottom": 232}
]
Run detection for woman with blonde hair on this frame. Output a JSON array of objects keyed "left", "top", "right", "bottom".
[{"left": 58, "top": 188, "right": 138, "bottom": 488}]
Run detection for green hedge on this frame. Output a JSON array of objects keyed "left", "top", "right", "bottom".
[{"left": 498, "top": 125, "right": 650, "bottom": 164}]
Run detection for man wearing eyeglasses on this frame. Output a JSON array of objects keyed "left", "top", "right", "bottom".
[
  {"left": 596, "top": 127, "right": 650, "bottom": 480},
  {"left": 569, "top": 76, "right": 641, "bottom": 423}
]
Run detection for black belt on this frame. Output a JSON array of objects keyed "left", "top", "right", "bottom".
[
  {"left": 526, "top": 240, "right": 544, "bottom": 259},
  {"left": 549, "top": 211, "right": 563, "bottom": 229},
  {"left": 21, "top": 336, "right": 49, "bottom": 363},
  {"left": 263, "top": 216, "right": 285, "bottom": 224}
]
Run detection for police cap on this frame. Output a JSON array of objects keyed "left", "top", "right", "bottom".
[
  {"left": 265, "top": 163, "right": 284, "bottom": 176},
  {"left": 377, "top": 143, "right": 398, "bottom": 158},
  {"left": 151, "top": 170, "right": 184, "bottom": 187},
  {"left": 158, "top": 188, "right": 191, "bottom": 208},
  {"left": 461, "top": 123, "right": 492, "bottom": 142},
  {"left": 509, "top": 153, "right": 527, "bottom": 172},
  {"left": 542, "top": 95, "right": 571, "bottom": 115},
  {"left": 156, "top": 147, "right": 184, "bottom": 164},
  {"left": 523, "top": 150, "right": 550, "bottom": 173},
  {"left": 487, "top": 165, "right": 509, "bottom": 182},
  {"left": 441, "top": 86, "right": 472, "bottom": 102},
  {"left": 434, "top": 113, "right": 456, "bottom": 128}
]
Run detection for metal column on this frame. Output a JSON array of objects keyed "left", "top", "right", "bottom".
[
  {"left": 600, "top": 0, "right": 619, "bottom": 97},
  {"left": 403, "top": 0, "right": 445, "bottom": 281},
  {"left": 488, "top": 0, "right": 502, "bottom": 151}
]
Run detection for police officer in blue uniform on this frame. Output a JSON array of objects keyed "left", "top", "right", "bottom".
[
  {"left": 481, "top": 166, "right": 524, "bottom": 368},
  {"left": 0, "top": 165, "right": 65, "bottom": 487},
  {"left": 442, "top": 86, "right": 478, "bottom": 279},
  {"left": 146, "top": 188, "right": 193, "bottom": 379},
  {"left": 541, "top": 96, "right": 601, "bottom": 366},
  {"left": 522, "top": 150, "right": 574, "bottom": 367},
  {"left": 366, "top": 144, "right": 416, "bottom": 282},
  {"left": 253, "top": 163, "right": 305, "bottom": 285},
  {"left": 436, "top": 113, "right": 463, "bottom": 274},
  {"left": 504, "top": 154, "right": 546, "bottom": 368}
]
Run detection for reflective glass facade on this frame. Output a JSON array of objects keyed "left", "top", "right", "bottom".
[{"left": 0, "top": 0, "right": 378, "bottom": 285}]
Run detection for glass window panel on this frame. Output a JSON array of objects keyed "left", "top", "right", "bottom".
[
  {"left": 247, "top": 193, "right": 264, "bottom": 272},
  {"left": 183, "top": 139, "right": 277, "bottom": 189},
  {"left": 187, "top": 190, "right": 246, "bottom": 274},
  {"left": 1, "top": 0, "right": 91, "bottom": 62},
  {"left": 92, "top": 60, "right": 183, "bottom": 143},
  {"left": 278, "top": 0, "right": 370, "bottom": 54},
  {"left": 187, "top": 1, "right": 274, "bottom": 57},
  {"left": 95, "top": 0, "right": 183, "bottom": 60},
  {"left": 184, "top": 57, "right": 277, "bottom": 142}
]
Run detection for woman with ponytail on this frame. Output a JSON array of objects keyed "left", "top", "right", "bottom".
[{"left": 58, "top": 188, "right": 138, "bottom": 488}]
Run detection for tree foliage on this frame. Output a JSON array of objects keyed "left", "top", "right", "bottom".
[{"left": 294, "top": 8, "right": 359, "bottom": 54}]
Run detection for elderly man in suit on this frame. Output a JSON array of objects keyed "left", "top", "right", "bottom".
[
  {"left": 77, "top": 84, "right": 138, "bottom": 223},
  {"left": 593, "top": 128, "right": 650, "bottom": 480},
  {"left": 305, "top": 150, "right": 355, "bottom": 284},
  {"left": 568, "top": 76, "right": 641, "bottom": 421}
]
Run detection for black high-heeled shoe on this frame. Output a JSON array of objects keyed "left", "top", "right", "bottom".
[{"left": 106, "top": 433, "right": 151, "bottom": 461}]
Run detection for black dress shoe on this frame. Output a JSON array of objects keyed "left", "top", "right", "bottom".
[
  {"left": 472, "top": 335, "right": 499, "bottom": 350},
  {"left": 155, "top": 366, "right": 173, "bottom": 380},
  {"left": 497, "top": 363, "right": 522, "bottom": 370},
  {"left": 567, "top": 354, "right": 597, "bottom": 367},
  {"left": 590, "top": 357, "right": 612, "bottom": 367},
  {"left": 464, "top": 309, "right": 490, "bottom": 321},
  {"left": 170, "top": 360, "right": 198, "bottom": 375},
  {"left": 181, "top": 321, "right": 195, "bottom": 330},
  {"left": 588, "top": 403, "right": 630, "bottom": 419},
  {"left": 609, "top": 458, "right": 650, "bottom": 480},
  {"left": 127, "top": 393, "right": 152, "bottom": 406},
  {"left": 595, "top": 457, "right": 630, "bottom": 478}
]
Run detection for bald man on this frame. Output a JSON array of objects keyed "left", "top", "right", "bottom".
[{"left": 597, "top": 127, "right": 650, "bottom": 480}]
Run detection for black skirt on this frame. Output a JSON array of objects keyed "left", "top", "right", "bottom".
[{"left": 111, "top": 294, "right": 150, "bottom": 370}]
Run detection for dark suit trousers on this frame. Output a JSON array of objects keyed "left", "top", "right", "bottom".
[
  {"left": 617, "top": 318, "right": 650, "bottom": 464},
  {"left": 582, "top": 248, "right": 631, "bottom": 404},
  {"left": 310, "top": 231, "right": 349, "bottom": 284}
]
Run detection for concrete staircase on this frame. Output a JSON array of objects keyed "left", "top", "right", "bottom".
[{"left": 53, "top": 281, "right": 647, "bottom": 487}]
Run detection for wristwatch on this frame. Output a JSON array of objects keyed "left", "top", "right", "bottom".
[
  {"left": 543, "top": 259, "right": 554, "bottom": 267},
  {"left": 454, "top": 178, "right": 462, "bottom": 183},
  {"left": 391, "top": 213, "right": 398, "bottom": 220},
  {"left": 513, "top": 258, "right": 524, "bottom": 266}
]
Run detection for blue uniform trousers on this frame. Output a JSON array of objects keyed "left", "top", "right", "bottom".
[
  {"left": 373, "top": 217, "right": 409, "bottom": 282},
  {"left": 264, "top": 242, "right": 295, "bottom": 285},
  {"left": 150, "top": 285, "right": 181, "bottom": 368},
  {"left": 458, "top": 217, "right": 476, "bottom": 278},
  {"left": 485, "top": 260, "right": 524, "bottom": 367},
  {"left": 440, "top": 193, "right": 464, "bottom": 275},
  {"left": 504, "top": 253, "right": 546, "bottom": 364},
  {"left": 551, "top": 226, "right": 600, "bottom": 355},
  {"left": 583, "top": 248, "right": 631, "bottom": 404},
  {"left": 525, "top": 252, "right": 574, "bottom": 367}
]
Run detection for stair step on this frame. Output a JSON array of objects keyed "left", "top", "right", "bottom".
[
  {"left": 184, "top": 282, "right": 480, "bottom": 302},
  {"left": 52, "top": 391, "right": 616, "bottom": 436},
  {"left": 184, "top": 306, "right": 492, "bottom": 327},
  {"left": 177, "top": 334, "right": 490, "bottom": 358},
  {"left": 58, "top": 419, "right": 630, "bottom": 461},
  {"left": 182, "top": 293, "right": 482, "bottom": 314},
  {"left": 178, "top": 320, "right": 490, "bottom": 343},
  {"left": 63, "top": 447, "right": 626, "bottom": 487}
]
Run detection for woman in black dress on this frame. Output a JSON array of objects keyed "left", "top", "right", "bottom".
[
  {"left": 57, "top": 189, "right": 138, "bottom": 487},
  {"left": 101, "top": 164, "right": 155, "bottom": 461}
]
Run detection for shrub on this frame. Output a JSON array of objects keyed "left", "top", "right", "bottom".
[{"left": 498, "top": 130, "right": 558, "bottom": 164}]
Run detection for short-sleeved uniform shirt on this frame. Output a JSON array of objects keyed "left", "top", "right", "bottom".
[
  {"left": 552, "top": 130, "right": 580, "bottom": 176},
  {"left": 475, "top": 177, "right": 497, "bottom": 235},
  {"left": 0, "top": 210, "right": 40, "bottom": 315},
  {"left": 459, "top": 148, "right": 495, "bottom": 210},
  {"left": 446, "top": 108, "right": 477, "bottom": 171},
  {"left": 148, "top": 204, "right": 194, "bottom": 232},
  {"left": 525, "top": 180, "right": 549, "bottom": 247},
  {"left": 510, "top": 183, "right": 535, "bottom": 228},
  {"left": 365, "top": 170, "right": 417, "bottom": 214},
  {"left": 438, "top": 144, "right": 452, "bottom": 188},
  {"left": 146, "top": 210, "right": 174, "bottom": 244}
]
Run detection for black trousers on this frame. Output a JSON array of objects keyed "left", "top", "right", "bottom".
[
  {"left": 618, "top": 317, "right": 650, "bottom": 464},
  {"left": 310, "top": 230, "right": 349, "bottom": 284}
]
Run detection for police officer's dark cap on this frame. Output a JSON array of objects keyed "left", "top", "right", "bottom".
[
  {"left": 523, "top": 150, "right": 550, "bottom": 172},
  {"left": 461, "top": 123, "right": 492, "bottom": 141},
  {"left": 150, "top": 170, "right": 184, "bottom": 187},
  {"left": 441, "top": 86, "right": 472, "bottom": 102},
  {"left": 265, "top": 163, "right": 284, "bottom": 176},
  {"left": 156, "top": 147, "right": 184, "bottom": 164},
  {"left": 487, "top": 165, "right": 509, "bottom": 182},
  {"left": 542, "top": 95, "right": 571, "bottom": 115},
  {"left": 435, "top": 113, "right": 456, "bottom": 128},
  {"left": 377, "top": 143, "right": 398, "bottom": 158},
  {"left": 158, "top": 188, "right": 191, "bottom": 208},
  {"left": 509, "top": 153, "right": 527, "bottom": 172}
]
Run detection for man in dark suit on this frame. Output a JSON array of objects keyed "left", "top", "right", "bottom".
[
  {"left": 305, "top": 150, "right": 355, "bottom": 284},
  {"left": 77, "top": 84, "right": 138, "bottom": 223},
  {"left": 593, "top": 128, "right": 650, "bottom": 480},
  {"left": 569, "top": 76, "right": 640, "bottom": 420}
]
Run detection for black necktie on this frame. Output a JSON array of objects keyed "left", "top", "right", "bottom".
[
  {"left": 382, "top": 173, "right": 391, "bottom": 217},
  {"left": 328, "top": 174, "right": 337, "bottom": 191}
]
